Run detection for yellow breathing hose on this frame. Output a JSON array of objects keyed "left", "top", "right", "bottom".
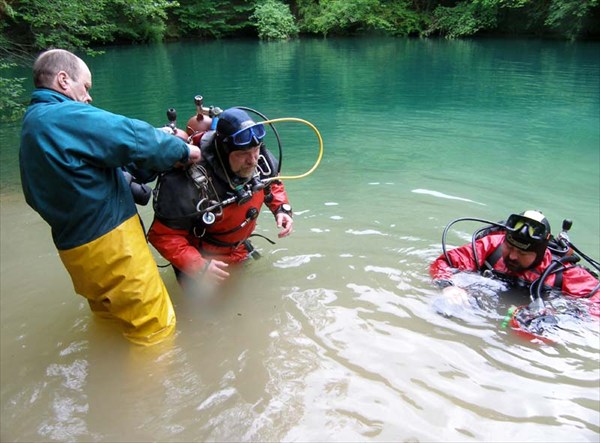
[{"left": 258, "top": 117, "right": 324, "bottom": 183}]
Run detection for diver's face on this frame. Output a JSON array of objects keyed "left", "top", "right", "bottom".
[
  {"left": 229, "top": 145, "right": 260, "bottom": 178},
  {"left": 502, "top": 241, "right": 537, "bottom": 273}
]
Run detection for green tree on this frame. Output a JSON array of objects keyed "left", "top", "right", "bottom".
[
  {"left": 427, "top": 0, "right": 498, "bottom": 38},
  {"left": 297, "top": 0, "right": 427, "bottom": 36},
  {"left": 170, "top": 0, "right": 256, "bottom": 39},
  {"left": 251, "top": 0, "right": 299, "bottom": 40},
  {"left": 108, "top": 0, "right": 178, "bottom": 44},
  {"left": 5, "top": 0, "right": 176, "bottom": 53},
  {"left": 0, "top": 63, "right": 26, "bottom": 122},
  {"left": 545, "top": 0, "right": 599, "bottom": 40},
  {"left": 426, "top": 0, "right": 600, "bottom": 39},
  {"left": 12, "top": 0, "right": 118, "bottom": 52}
]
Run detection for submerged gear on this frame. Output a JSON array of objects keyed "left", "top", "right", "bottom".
[{"left": 507, "top": 304, "right": 557, "bottom": 345}]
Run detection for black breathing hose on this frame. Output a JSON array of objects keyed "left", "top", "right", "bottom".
[
  {"left": 441, "top": 217, "right": 505, "bottom": 271},
  {"left": 532, "top": 255, "right": 581, "bottom": 302}
]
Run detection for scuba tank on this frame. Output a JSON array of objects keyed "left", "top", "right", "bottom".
[
  {"left": 165, "top": 108, "right": 189, "bottom": 141},
  {"left": 186, "top": 95, "right": 216, "bottom": 135}
]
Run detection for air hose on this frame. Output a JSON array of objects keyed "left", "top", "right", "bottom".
[{"left": 257, "top": 117, "right": 324, "bottom": 183}]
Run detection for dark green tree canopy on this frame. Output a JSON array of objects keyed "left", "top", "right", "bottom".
[{"left": 2, "top": 0, "right": 598, "bottom": 58}]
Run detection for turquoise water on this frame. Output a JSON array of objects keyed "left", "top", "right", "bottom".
[{"left": 1, "top": 37, "right": 599, "bottom": 442}]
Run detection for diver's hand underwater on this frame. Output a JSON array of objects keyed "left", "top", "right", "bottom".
[{"left": 432, "top": 286, "right": 471, "bottom": 317}]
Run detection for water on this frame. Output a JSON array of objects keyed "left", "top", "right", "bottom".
[{"left": 1, "top": 37, "right": 599, "bottom": 442}]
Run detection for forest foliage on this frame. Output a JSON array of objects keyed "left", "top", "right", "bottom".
[
  {"left": 2, "top": 0, "right": 598, "bottom": 57},
  {"left": 1, "top": 0, "right": 598, "bottom": 120}
]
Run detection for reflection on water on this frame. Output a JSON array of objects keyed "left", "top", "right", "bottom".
[{"left": 2, "top": 38, "right": 599, "bottom": 442}]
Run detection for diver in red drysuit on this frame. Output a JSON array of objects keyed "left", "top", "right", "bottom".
[
  {"left": 149, "top": 107, "right": 293, "bottom": 284},
  {"left": 430, "top": 210, "right": 600, "bottom": 316}
]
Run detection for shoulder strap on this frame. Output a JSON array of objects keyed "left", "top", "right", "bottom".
[
  {"left": 480, "top": 244, "right": 502, "bottom": 274},
  {"left": 552, "top": 269, "right": 563, "bottom": 290}
]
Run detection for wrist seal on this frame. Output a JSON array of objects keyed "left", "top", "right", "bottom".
[{"left": 277, "top": 203, "right": 293, "bottom": 217}]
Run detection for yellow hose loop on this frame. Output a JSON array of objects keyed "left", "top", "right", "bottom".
[{"left": 258, "top": 117, "right": 323, "bottom": 182}]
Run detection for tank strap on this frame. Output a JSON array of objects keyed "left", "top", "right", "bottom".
[
  {"left": 480, "top": 244, "right": 503, "bottom": 274},
  {"left": 552, "top": 269, "right": 563, "bottom": 290}
]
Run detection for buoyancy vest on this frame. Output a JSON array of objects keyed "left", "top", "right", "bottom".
[{"left": 152, "top": 132, "right": 282, "bottom": 250}]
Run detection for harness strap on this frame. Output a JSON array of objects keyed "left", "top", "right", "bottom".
[
  {"left": 480, "top": 245, "right": 503, "bottom": 273},
  {"left": 199, "top": 234, "right": 242, "bottom": 249},
  {"left": 480, "top": 244, "right": 564, "bottom": 291},
  {"left": 552, "top": 270, "right": 563, "bottom": 291}
]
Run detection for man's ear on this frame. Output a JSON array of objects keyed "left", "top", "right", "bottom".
[{"left": 56, "top": 71, "right": 70, "bottom": 91}]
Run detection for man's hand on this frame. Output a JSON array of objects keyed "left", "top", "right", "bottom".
[
  {"left": 203, "top": 259, "right": 230, "bottom": 283},
  {"left": 187, "top": 144, "right": 201, "bottom": 164},
  {"left": 276, "top": 212, "right": 293, "bottom": 238},
  {"left": 442, "top": 285, "right": 470, "bottom": 305}
]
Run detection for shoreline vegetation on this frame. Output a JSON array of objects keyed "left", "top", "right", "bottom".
[{"left": 1, "top": 0, "right": 599, "bottom": 121}]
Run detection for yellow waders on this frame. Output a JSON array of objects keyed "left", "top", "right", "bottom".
[{"left": 59, "top": 215, "right": 176, "bottom": 345}]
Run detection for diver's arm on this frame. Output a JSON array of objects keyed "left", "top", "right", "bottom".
[
  {"left": 148, "top": 219, "right": 230, "bottom": 282},
  {"left": 559, "top": 266, "right": 600, "bottom": 317},
  {"left": 266, "top": 180, "right": 290, "bottom": 210},
  {"left": 275, "top": 212, "right": 293, "bottom": 238},
  {"left": 430, "top": 235, "right": 504, "bottom": 305},
  {"left": 560, "top": 266, "right": 600, "bottom": 298},
  {"left": 430, "top": 234, "right": 504, "bottom": 285},
  {"left": 267, "top": 180, "right": 293, "bottom": 237},
  {"left": 430, "top": 255, "right": 456, "bottom": 283},
  {"left": 147, "top": 219, "right": 208, "bottom": 275}
]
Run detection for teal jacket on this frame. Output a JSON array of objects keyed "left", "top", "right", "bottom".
[{"left": 20, "top": 88, "right": 189, "bottom": 250}]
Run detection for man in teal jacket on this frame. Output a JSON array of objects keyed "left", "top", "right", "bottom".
[{"left": 19, "top": 48, "right": 201, "bottom": 345}]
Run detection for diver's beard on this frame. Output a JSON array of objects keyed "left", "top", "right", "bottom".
[
  {"left": 505, "top": 259, "right": 527, "bottom": 273},
  {"left": 235, "top": 165, "right": 257, "bottom": 179}
]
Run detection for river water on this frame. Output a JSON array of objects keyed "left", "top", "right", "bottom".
[{"left": 1, "top": 37, "right": 599, "bottom": 442}]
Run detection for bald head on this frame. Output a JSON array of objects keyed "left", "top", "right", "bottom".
[
  {"left": 33, "top": 49, "right": 92, "bottom": 103},
  {"left": 33, "top": 49, "right": 84, "bottom": 88}
]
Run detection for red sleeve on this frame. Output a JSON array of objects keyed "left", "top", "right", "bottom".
[
  {"left": 429, "top": 234, "right": 505, "bottom": 281},
  {"left": 560, "top": 267, "right": 600, "bottom": 317},
  {"left": 266, "top": 180, "right": 289, "bottom": 214},
  {"left": 561, "top": 266, "right": 600, "bottom": 298},
  {"left": 429, "top": 254, "right": 456, "bottom": 281},
  {"left": 147, "top": 219, "right": 207, "bottom": 275}
]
